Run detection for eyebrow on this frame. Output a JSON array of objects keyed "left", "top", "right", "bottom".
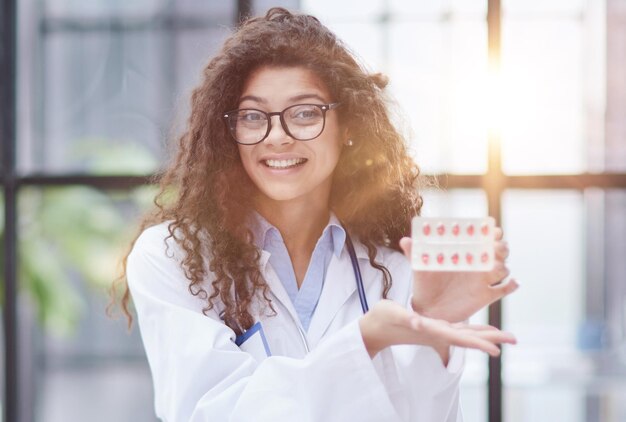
[{"left": 238, "top": 93, "right": 329, "bottom": 105}]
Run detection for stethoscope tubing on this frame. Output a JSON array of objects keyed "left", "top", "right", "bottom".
[{"left": 345, "top": 231, "right": 369, "bottom": 314}]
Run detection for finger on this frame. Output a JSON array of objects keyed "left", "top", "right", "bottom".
[
  {"left": 453, "top": 323, "right": 516, "bottom": 344},
  {"left": 399, "top": 237, "right": 412, "bottom": 259},
  {"left": 420, "top": 317, "right": 497, "bottom": 354},
  {"left": 426, "top": 323, "right": 502, "bottom": 356},
  {"left": 458, "top": 324, "right": 500, "bottom": 332},
  {"left": 449, "top": 327, "right": 517, "bottom": 354},
  {"left": 418, "top": 317, "right": 512, "bottom": 356},
  {"left": 489, "top": 278, "right": 519, "bottom": 299},
  {"left": 490, "top": 263, "right": 510, "bottom": 283},
  {"left": 494, "top": 226, "right": 503, "bottom": 241},
  {"left": 461, "top": 338, "right": 502, "bottom": 356},
  {"left": 494, "top": 241, "right": 509, "bottom": 260},
  {"left": 468, "top": 329, "right": 517, "bottom": 345}
]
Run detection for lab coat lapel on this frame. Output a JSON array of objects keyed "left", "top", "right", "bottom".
[
  {"left": 259, "top": 250, "right": 302, "bottom": 330},
  {"left": 306, "top": 250, "right": 358, "bottom": 348}
]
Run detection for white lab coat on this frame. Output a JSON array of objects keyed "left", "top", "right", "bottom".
[{"left": 127, "top": 222, "right": 464, "bottom": 422}]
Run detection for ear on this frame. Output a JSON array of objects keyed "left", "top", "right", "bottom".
[{"left": 342, "top": 127, "right": 351, "bottom": 145}]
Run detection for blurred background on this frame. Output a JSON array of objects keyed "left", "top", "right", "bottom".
[{"left": 1, "top": 0, "right": 625, "bottom": 421}]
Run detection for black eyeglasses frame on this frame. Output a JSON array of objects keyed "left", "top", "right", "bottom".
[{"left": 222, "top": 102, "right": 341, "bottom": 145}]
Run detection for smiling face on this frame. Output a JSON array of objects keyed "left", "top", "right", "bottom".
[{"left": 236, "top": 66, "right": 345, "bottom": 209}]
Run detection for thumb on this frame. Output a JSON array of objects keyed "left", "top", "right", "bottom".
[{"left": 399, "top": 237, "right": 412, "bottom": 260}]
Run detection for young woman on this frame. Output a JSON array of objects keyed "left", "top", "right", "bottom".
[{"left": 120, "top": 8, "right": 518, "bottom": 421}]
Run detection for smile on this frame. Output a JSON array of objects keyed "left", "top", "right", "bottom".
[{"left": 263, "top": 158, "right": 307, "bottom": 169}]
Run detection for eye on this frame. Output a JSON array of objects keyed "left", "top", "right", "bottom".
[
  {"left": 296, "top": 109, "right": 316, "bottom": 119},
  {"left": 239, "top": 110, "right": 266, "bottom": 121},
  {"left": 290, "top": 105, "right": 322, "bottom": 120}
]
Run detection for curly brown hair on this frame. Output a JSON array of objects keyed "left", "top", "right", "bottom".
[{"left": 114, "top": 7, "right": 423, "bottom": 334}]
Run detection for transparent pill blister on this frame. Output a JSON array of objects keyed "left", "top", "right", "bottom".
[{"left": 411, "top": 217, "right": 495, "bottom": 272}]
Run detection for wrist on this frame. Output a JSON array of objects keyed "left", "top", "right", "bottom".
[{"left": 359, "top": 316, "right": 383, "bottom": 358}]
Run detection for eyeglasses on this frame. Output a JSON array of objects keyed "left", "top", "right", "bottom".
[{"left": 222, "top": 103, "right": 340, "bottom": 145}]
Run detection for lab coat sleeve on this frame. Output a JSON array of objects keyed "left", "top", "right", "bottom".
[
  {"left": 377, "top": 344, "right": 464, "bottom": 421},
  {"left": 126, "top": 226, "right": 400, "bottom": 422},
  {"left": 370, "top": 250, "right": 465, "bottom": 421}
]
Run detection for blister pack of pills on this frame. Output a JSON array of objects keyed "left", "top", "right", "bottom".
[{"left": 411, "top": 217, "right": 495, "bottom": 272}]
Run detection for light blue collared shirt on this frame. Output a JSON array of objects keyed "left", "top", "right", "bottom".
[{"left": 253, "top": 213, "right": 346, "bottom": 331}]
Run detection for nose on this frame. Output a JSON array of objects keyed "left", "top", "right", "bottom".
[{"left": 264, "top": 115, "right": 294, "bottom": 146}]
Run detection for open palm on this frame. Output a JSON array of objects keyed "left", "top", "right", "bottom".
[
  {"left": 360, "top": 299, "right": 517, "bottom": 362},
  {"left": 399, "top": 227, "right": 519, "bottom": 323}
]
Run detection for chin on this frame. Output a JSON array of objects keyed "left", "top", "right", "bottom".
[
  {"left": 252, "top": 178, "right": 332, "bottom": 205},
  {"left": 260, "top": 189, "right": 303, "bottom": 202}
]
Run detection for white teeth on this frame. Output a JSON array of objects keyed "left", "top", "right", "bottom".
[{"left": 264, "top": 158, "right": 306, "bottom": 169}]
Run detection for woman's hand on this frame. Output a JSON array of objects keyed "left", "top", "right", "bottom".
[
  {"left": 399, "top": 227, "right": 519, "bottom": 323},
  {"left": 359, "top": 300, "right": 516, "bottom": 364}
]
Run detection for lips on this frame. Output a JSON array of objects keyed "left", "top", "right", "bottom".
[{"left": 262, "top": 158, "right": 307, "bottom": 169}]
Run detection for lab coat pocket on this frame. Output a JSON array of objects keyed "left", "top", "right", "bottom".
[{"left": 236, "top": 322, "right": 271, "bottom": 362}]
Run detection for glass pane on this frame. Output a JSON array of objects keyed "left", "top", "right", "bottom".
[
  {"left": 174, "top": 1, "right": 235, "bottom": 20},
  {"left": 17, "top": 186, "right": 158, "bottom": 421},
  {"left": 44, "top": 0, "right": 170, "bottom": 19},
  {"left": 506, "top": 386, "right": 585, "bottom": 421},
  {"left": 390, "top": 0, "right": 487, "bottom": 16},
  {"left": 324, "top": 22, "right": 385, "bottom": 73},
  {"left": 254, "top": 0, "right": 299, "bottom": 16},
  {"left": 600, "top": 189, "right": 626, "bottom": 421},
  {"left": 301, "top": 2, "right": 489, "bottom": 175},
  {"left": 306, "top": 0, "right": 487, "bottom": 20},
  {"left": 502, "top": 190, "right": 584, "bottom": 421},
  {"left": 18, "top": 1, "right": 237, "bottom": 175},
  {"left": 22, "top": 30, "right": 166, "bottom": 174},
  {"left": 301, "top": 0, "right": 385, "bottom": 21},
  {"left": 421, "top": 188, "right": 488, "bottom": 217},
  {"left": 503, "top": 190, "right": 584, "bottom": 349},
  {"left": 422, "top": 188, "right": 489, "bottom": 422},
  {"left": 173, "top": 26, "right": 232, "bottom": 120},
  {"left": 390, "top": 20, "right": 488, "bottom": 174},
  {"left": 500, "top": 1, "right": 606, "bottom": 174},
  {"left": 605, "top": 2, "right": 626, "bottom": 172},
  {"left": 502, "top": 189, "right": 626, "bottom": 422},
  {"left": 503, "top": 0, "right": 585, "bottom": 14}
]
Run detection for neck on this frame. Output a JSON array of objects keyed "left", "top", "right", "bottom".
[{"left": 256, "top": 197, "right": 330, "bottom": 254}]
